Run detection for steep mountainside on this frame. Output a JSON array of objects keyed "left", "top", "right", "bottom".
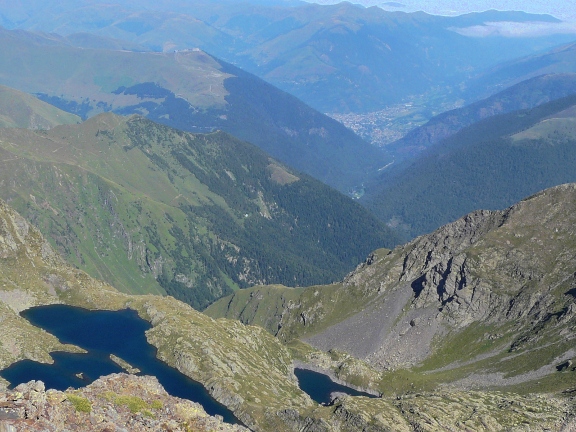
[
  {"left": 0, "top": 26, "right": 384, "bottom": 193},
  {"left": 0, "top": 181, "right": 573, "bottom": 431},
  {"left": 0, "top": 112, "right": 395, "bottom": 309},
  {"left": 1, "top": 1, "right": 573, "bottom": 113},
  {"left": 208, "top": 183, "right": 576, "bottom": 404},
  {"left": 0, "top": 85, "right": 80, "bottom": 129},
  {"left": 465, "top": 41, "right": 576, "bottom": 103},
  {"left": 361, "top": 94, "right": 576, "bottom": 239},
  {"left": 387, "top": 73, "right": 576, "bottom": 158}
]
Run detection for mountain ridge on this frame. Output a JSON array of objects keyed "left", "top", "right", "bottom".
[
  {"left": 363, "top": 92, "right": 576, "bottom": 239},
  {"left": 386, "top": 73, "right": 576, "bottom": 158},
  {"left": 0, "top": 25, "right": 384, "bottom": 193},
  {"left": 464, "top": 41, "right": 576, "bottom": 103},
  {"left": 0, "top": 84, "right": 80, "bottom": 129},
  {"left": 0, "top": 112, "right": 396, "bottom": 309},
  {"left": 207, "top": 182, "right": 576, "bottom": 400}
]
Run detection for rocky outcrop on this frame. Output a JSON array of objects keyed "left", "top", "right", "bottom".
[
  {"left": 0, "top": 374, "right": 248, "bottom": 432},
  {"left": 271, "top": 390, "right": 573, "bottom": 432},
  {"left": 209, "top": 183, "right": 576, "bottom": 389},
  {"left": 309, "top": 184, "right": 576, "bottom": 373}
]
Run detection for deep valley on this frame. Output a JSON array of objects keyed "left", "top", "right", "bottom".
[{"left": 0, "top": 1, "right": 575, "bottom": 431}]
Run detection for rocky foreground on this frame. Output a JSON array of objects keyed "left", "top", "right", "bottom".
[{"left": 0, "top": 373, "right": 248, "bottom": 432}]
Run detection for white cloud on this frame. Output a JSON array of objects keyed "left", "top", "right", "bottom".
[{"left": 450, "top": 21, "right": 576, "bottom": 37}]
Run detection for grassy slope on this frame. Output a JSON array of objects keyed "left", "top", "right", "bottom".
[
  {"left": 0, "top": 113, "right": 395, "bottom": 308},
  {"left": 0, "top": 28, "right": 229, "bottom": 110},
  {"left": 0, "top": 85, "right": 80, "bottom": 129},
  {"left": 0, "top": 198, "right": 313, "bottom": 429}
]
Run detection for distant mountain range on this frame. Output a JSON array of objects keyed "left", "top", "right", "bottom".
[
  {"left": 1, "top": 1, "right": 574, "bottom": 114},
  {"left": 0, "top": 110, "right": 396, "bottom": 309},
  {"left": 387, "top": 73, "right": 576, "bottom": 159},
  {"left": 363, "top": 90, "right": 576, "bottom": 239},
  {"left": 0, "top": 26, "right": 384, "bottom": 193},
  {"left": 1, "top": 4, "right": 574, "bottom": 196}
]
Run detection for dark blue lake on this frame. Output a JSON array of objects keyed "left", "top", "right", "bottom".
[
  {"left": 294, "top": 368, "right": 378, "bottom": 405},
  {"left": 0, "top": 305, "right": 238, "bottom": 424}
]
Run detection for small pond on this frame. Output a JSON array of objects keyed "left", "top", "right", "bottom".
[
  {"left": 0, "top": 305, "right": 238, "bottom": 424},
  {"left": 294, "top": 367, "right": 378, "bottom": 405}
]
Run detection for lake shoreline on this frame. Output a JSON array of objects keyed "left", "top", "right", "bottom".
[
  {"left": 0, "top": 305, "right": 240, "bottom": 424},
  {"left": 293, "top": 360, "right": 382, "bottom": 397}
]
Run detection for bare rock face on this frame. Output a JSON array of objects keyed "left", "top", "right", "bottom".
[
  {"left": 304, "top": 184, "right": 576, "bottom": 372},
  {"left": 0, "top": 374, "right": 248, "bottom": 432}
]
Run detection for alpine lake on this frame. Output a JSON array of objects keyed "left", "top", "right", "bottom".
[{"left": 0, "top": 305, "right": 376, "bottom": 423}]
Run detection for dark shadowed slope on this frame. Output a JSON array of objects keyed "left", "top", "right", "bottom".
[
  {"left": 387, "top": 73, "right": 576, "bottom": 159},
  {"left": 0, "top": 26, "right": 384, "bottom": 193},
  {"left": 362, "top": 94, "right": 576, "bottom": 239}
]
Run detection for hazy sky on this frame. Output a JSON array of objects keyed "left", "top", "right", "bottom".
[{"left": 306, "top": 1, "right": 576, "bottom": 22}]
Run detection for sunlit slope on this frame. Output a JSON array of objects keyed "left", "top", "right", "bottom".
[
  {"left": 0, "top": 27, "right": 385, "bottom": 193},
  {"left": 0, "top": 85, "right": 80, "bottom": 129},
  {"left": 0, "top": 197, "right": 314, "bottom": 430},
  {"left": 0, "top": 113, "right": 396, "bottom": 308}
]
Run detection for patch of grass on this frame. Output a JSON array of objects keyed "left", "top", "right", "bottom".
[
  {"left": 150, "top": 399, "right": 163, "bottom": 409},
  {"left": 100, "top": 391, "right": 162, "bottom": 415},
  {"left": 495, "top": 335, "right": 574, "bottom": 378},
  {"left": 498, "top": 370, "right": 576, "bottom": 395},
  {"left": 114, "top": 395, "right": 148, "bottom": 413},
  {"left": 417, "top": 322, "right": 513, "bottom": 372},
  {"left": 66, "top": 393, "right": 92, "bottom": 413}
]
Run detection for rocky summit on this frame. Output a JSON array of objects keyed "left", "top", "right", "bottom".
[{"left": 0, "top": 374, "right": 247, "bottom": 432}]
